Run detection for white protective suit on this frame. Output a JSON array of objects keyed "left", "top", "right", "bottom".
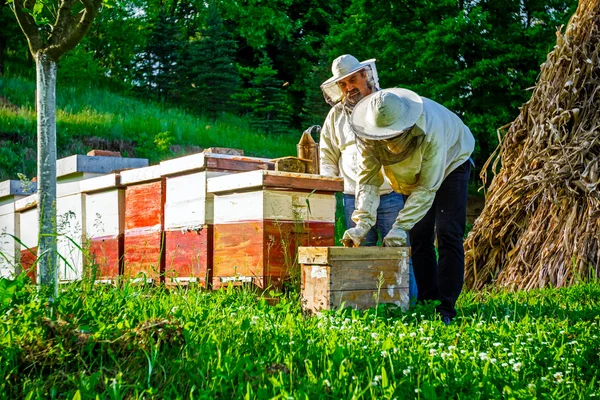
[
  {"left": 319, "top": 102, "right": 395, "bottom": 195},
  {"left": 351, "top": 97, "right": 475, "bottom": 234}
]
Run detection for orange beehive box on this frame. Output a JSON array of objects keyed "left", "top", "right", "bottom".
[
  {"left": 208, "top": 170, "right": 343, "bottom": 289},
  {"left": 120, "top": 165, "right": 164, "bottom": 283},
  {"left": 160, "top": 153, "right": 273, "bottom": 287}
]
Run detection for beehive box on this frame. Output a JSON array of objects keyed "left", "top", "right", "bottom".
[
  {"left": 298, "top": 247, "right": 410, "bottom": 313},
  {"left": 208, "top": 170, "right": 343, "bottom": 289},
  {"left": 55, "top": 181, "right": 88, "bottom": 281},
  {"left": 56, "top": 154, "right": 148, "bottom": 183},
  {"left": 120, "top": 165, "right": 164, "bottom": 283},
  {"left": 14, "top": 194, "right": 38, "bottom": 282},
  {"left": 160, "top": 153, "right": 274, "bottom": 286},
  {"left": 0, "top": 180, "right": 36, "bottom": 278},
  {"left": 80, "top": 173, "right": 125, "bottom": 283}
]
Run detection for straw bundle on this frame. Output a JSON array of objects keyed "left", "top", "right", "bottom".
[{"left": 464, "top": 0, "right": 600, "bottom": 291}]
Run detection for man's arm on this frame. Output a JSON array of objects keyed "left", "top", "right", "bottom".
[{"left": 319, "top": 110, "right": 341, "bottom": 177}]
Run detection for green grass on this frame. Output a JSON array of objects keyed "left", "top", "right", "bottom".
[
  {"left": 1, "top": 276, "right": 599, "bottom": 399},
  {"left": 0, "top": 74, "right": 297, "bottom": 181}
]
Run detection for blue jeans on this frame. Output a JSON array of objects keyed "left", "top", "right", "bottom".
[{"left": 343, "top": 191, "right": 418, "bottom": 303}]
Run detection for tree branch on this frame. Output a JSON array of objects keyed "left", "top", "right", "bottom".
[
  {"left": 46, "top": 0, "right": 101, "bottom": 60},
  {"left": 11, "top": 0, "right": 43, "bottom": 55},
  {"left": 47, "top": 0, "right": 78, "bottom": 47}
]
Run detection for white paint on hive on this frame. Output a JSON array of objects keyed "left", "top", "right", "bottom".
[
  {"left": 213, "top": 190, "right": 336, "bottom": 223},
  {"left": 0, "top": 202, "right": 20, "bottom": 278},
  {"left": 56, "top": 192, "right": 85, "bottom": 281},
  {"left": 85, "top": 189, "right": 124, "bottom": 237},
  {"left": 310, "top": 265, "right": 327, "bottom": 279},
  {"left": 120, "top": 165, "right": 162, "bottom": 185},
  {"left": 164, "top": 171, "right": 228, "bottom": 228}
]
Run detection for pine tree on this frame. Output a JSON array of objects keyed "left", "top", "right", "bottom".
[
  {"left": 235, "top": 56, "right": 294, "bottom": 135},
  {"left": 179, "top": 5, "right": 239, "bottom": 118},
  {"left": 135, "top": 12, "right": 181, "bottom": 102}
]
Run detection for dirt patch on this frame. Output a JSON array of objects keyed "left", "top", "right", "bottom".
[{"left": 0, "top": 96, "right": 19, "bottom": 112}]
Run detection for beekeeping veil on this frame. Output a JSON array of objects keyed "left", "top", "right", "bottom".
[
  {"left": 320, "top": 55, "right": 379, "bottom": 107},
  {"left": 350, "top": 88, "right": 426, "bottom": 165}
]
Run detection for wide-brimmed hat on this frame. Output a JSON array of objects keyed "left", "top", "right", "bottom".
[
  {"left": 321, "top": 55, "right": 376, "bottom": 87},
  {"left": 350, "top": 88, "right": 423, "bottom": 140}
]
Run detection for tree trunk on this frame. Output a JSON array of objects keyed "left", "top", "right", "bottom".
[{"left": 36, "top": 52, "right": 58, "bottom": 300}]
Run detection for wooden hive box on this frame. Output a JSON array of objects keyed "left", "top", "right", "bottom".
[
  {"left": 208, "top": 170, "right": 343, "bottom": 289},
  {"left": 56, "top": 154, "right": 148, "bottom": 183},
  {"left": 120, "top": 165, "right": 164, "bottom": 283},
  {"left": 55, "top": 181, "right": 87, "bottom": 282},
  {"left": 160, "top": 153, "right": 274, "bottom": 287},
  {"left": 298, "top": 247, "right": 410, "bottom": 313},
  {"left": 14, "top": 194, "right": 39, "bottom": 282},
  {"left": 80, "top": 173, "right": 125, "bottom": 283},
  {"left": 0, "top": 180, "right": 36, "bottom": 278}
]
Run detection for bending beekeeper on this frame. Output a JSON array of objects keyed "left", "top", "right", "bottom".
[
  {"left": 319, "top": 54, "right": 417, "bottom": 301},
  {"left": 344, "top": 88, "right": 475, "bottom": 324}
]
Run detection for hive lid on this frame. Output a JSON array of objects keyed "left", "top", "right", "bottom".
[
  {"left": 0, "top": 180, "right": 37, "bottom": 200},
  {"left": 160, "top": 153, "right": 273, "bottom": 176},
  {"left": 79, "top": 173, "right": 121, "bottom": 193},
  {"left": 207, "top": 170, "right": 343, "bottom": 194},
  {"left": 57, "top": 155, "right": 148, "bottom": 178}
]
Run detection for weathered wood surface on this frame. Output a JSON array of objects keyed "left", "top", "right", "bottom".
[
  {"left": 300, "top": 246, "right": 410, "bottom": 313},
  {"left": 160, "top": 153, "right": 273, "bottom": 176},
  {"left": 15, "top": 195, "right": 38, "bottom": 281},
  {"left": 207, "top": 170, "right": 343, "bottom": 194},
  {"left": 164, "top": 226, "right": 212, "bottom": 286},
  {"left": 213, "top": 190, "right": 336, "bottom": 224},
  {"left": 213, "top": 221, "right": 334, "bottom": 289},
  {"left": 123, "top": 179, "right": 165, "bottom": 281},
  {"left": 83, "top": 175, "right": 125, "bottom": 280}
]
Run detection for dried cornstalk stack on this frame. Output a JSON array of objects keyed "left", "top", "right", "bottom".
[{"left": 464, "top": 0, "right": 600, "bottom": 291}]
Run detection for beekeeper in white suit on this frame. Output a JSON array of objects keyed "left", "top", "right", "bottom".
[
  {"left": 319, "top": 54, "right": 417, "bottom": 301},
  {"left": 345, "top": 88, "right": 475, "bottom": 324}
]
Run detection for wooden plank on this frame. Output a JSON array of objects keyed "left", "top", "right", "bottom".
[
  {"left": 79, "top": 173, "right": 121, "bottom": 193},
  {"left": 164, "top": 226, "right": 212, "bottom": 287},
  {"left": 88, "top": 234, "right": 123, "bottom": 279},
  {"left": 301, "top": 264, "right": 331, "bottom": 312},
  {"left": 123, "top": 231, "right": 163, "bottom": 280},
  {"left": 205, "top": 157, "right": 273, "bottom": 172},
  {"left": 330, "top": 288, "right": 409, "bottom": 310},
  {"left": 327, "top": 260, "right": 409, "bottom": 291},
  {"left": 298, "top": 246, "right": 410, "bottom": 264},
  {"left": 207, "top": 170, "right": 342, "bottom": 194},
  {"left": 161, "top": 153, "right": 273, "bottom": 176},
  {"left": 120, "top": 165, "right": 162, "bottom": 185},
  {"left": 125, "top": 181, "right": 164, "bottom": 230}
]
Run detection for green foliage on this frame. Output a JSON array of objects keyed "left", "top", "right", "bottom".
[
  {"left": 177, "top": 4, "right": 239, "bottom": 118},
  {"left": 235, "top": 56, "right": 294, "bottom": 135},
  {"left": 0, "top": 280, "right": 599, "bottom": 397}
]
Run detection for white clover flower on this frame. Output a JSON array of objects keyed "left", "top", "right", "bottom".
[
  {"left": 352, "top": 376, "right": 357, "bottom": 380},
  {"left": 493, "top": 342, "right": 501, "bottom": 347},
  {"left": 307, "top": 339, "right": 314, "bottom": 344},
  {"left": 528, "top": 383, "right": 536, "bottom": 389},
  {"left": 512, "top": 362, "right": 522, "bottom": 371},
  {"left": 438, "top": 342, "right": 445, "bottom": 347},
  {"left": 373, "top": 375, "right": 381, "bottom": 382},
  {"left": 479, "top": 352, "right": 488, "bottom": 360},
  {"left": 410, "top": 332, "right": 417, "bottom": 337},
  {"left": 429, "top": 349, "right": 437, "bottom": 355},
  {"left": 381, "top": 350, "right": 388, "bottom": 357},
  {"left": 509, "top": 359, "right": 515, "bottom": 365},
  {"left": 490, "top": 358, "right": 497, "bottom": 364},
  {"left": 371, "top": 333, "right": 379, "bottom": 339},
  {"left": 503, "top": 348, "right": 509, "bottom": 352},
  {"left": 415, "top": 389, "right": 422, "bottom": 393},
  {"left": 324, "top": 379, "right": 331, "bottom": 387},
  {"left": 363, "top": 346, "right": 368, "bottom": 350},
  {"left": 403, "top": 368, "right": 411, "bottom": 375},
  {"left": 399, "top": 333, "right": 406, "bottom": 338},
  {"left": 448, "top": 345, "right": 456, "bottom": 351},
  {"left": 554, "top": 372, "right": 563, "bottom": 382},
  {"left": 502, "top": 363, "right": 508, "bottom": 367},
  {"left": 460, "top": 350, "right": 466, "bottom": 354}
]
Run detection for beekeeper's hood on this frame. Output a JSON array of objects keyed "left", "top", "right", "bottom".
[{"left": 320, "top": 54, "right": 379, "bottom": 106}]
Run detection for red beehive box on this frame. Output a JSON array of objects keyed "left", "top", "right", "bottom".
[
  {"left": 208, "top": 170, "right": 343, "bottom": 289},
  {"left": 160, "top": 153, "right": 273, "bottom": 287},
  {"left": 120, "top": 165, "right": 164, "bottom": 283},
  {"left": 80, "top": 173, "right": 125, "bottom": 282}
]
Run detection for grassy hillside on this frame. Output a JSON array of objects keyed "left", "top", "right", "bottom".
[
  {"left": 0, "top": 74, "right": 298, "bottom": 181},
  {"left": 1, "top": 277, "right": 599, "bottom": 398}
]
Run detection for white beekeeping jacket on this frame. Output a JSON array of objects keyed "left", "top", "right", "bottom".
[
  {"left": 319, "top": 102, "right": 394, "bottom": 196},
  {"left": 352, "top": 97, "right": 475, "bottom": 230}
]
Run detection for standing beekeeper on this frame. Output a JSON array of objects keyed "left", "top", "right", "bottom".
[
  {"left": 344, "top": 88, "right": 475, "bottom": 324},
  {"left": 318, "top": 54, "right": 417, "bottom": 301}
]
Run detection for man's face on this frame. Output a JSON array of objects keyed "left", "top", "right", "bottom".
[{"left": 337, "top": 70, "right": 372, "bottom": 105}]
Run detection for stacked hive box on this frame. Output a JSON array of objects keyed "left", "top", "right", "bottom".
[
  {"left": 0, "top": 180, "right": 36, "bottom": 278},
  {"left": 14, "top": 194, "right": 38, "bottom": 281},
  {"left": 208, "top": 170, "right": 343, "bottom": 288},
  {"left": 79, "top": 173, "right": 125, "bottom": 283},
  {"left": 160, "top": 153, "right": 273, "bottom": 286},
  {"left": 120, "top": 165, "right": 164, "bottom": 282},
  {"left": 298, "top": 247, "right": 410, "bottom": 313},
  {"left": 55, "top": 155, "right": 148, "bottom": 282}
]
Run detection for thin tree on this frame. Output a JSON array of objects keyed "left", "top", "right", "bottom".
[{"left": 10, "top": 0, "right": 103, "bottom": 300}]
